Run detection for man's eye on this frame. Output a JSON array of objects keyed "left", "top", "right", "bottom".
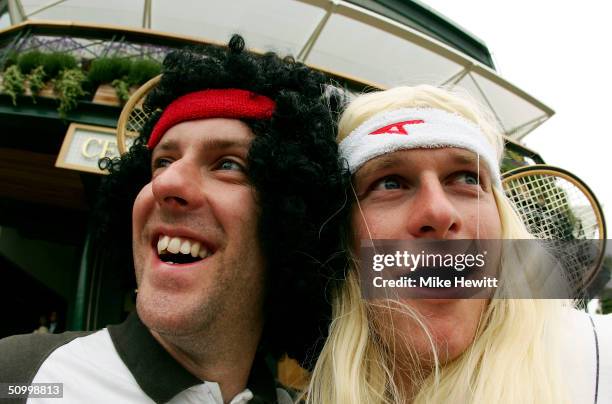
[
  {"left": 217, "top": 159, "right": 244, "bottom": 172},
  {"left": 455, "top": 172, "right": 479, "bottom": 185},
  {"left": 152, "top": 157, "right": 172, "bottom": 170},
  {"left": 372, "top": 176, "right": 402, "bottom": 190}
]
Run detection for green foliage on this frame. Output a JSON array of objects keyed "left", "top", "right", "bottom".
[
  {"left": 3, "top": 50, "right": 19, "bottom": 69},
  {"left": 112, "top": 78, "right": 130, "bottom": 104},
  {"left": 43, "top": 52, "right": 78, "bottom": 78},
  {"left": 596, "top": 257, "right": 612, "bottom": 314},
  {"left": 3, "top": 51, "right": 158, "bottom": 110},
  {"left": 2, "top": 65, "right": 25, "bottom": 105},
  {"left": 54, "top": 68, "right": 87, "bottom": 117},
  {"left": 17, "top": 50, "right": 46, "bottom": 74},
  {"left": 88, "top": 57, "right": 132, "bottom": 85},
  {"left": 501, "top": 149, "right": 527, "bottom": 173},
  {"left": 603, "top": 296, "right": 612, "bottom": 315},
  {"left": 127, "top": 59, "right": 161, "bottom": 86},
  {"left": 17, "top": 51, "right": 76, "bottom": 78},
  {"left": 27, "top": 65, "right": 47, "bottom": 99}
]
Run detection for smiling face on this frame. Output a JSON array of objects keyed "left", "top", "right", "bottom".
[
  {"left": 352, "top": 147, "right": 501, "bottom": 364},
  {"left": 132, "top": 118, "right": 266, "bottom": 338}
]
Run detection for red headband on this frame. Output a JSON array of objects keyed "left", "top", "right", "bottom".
[{"left": 147, "top": 88, "right": 276, "bottom": 149}]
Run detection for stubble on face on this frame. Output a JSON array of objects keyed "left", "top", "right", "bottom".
[
  {"left": 133, "top": 190, "right": 266, "bottom": 340},
  {"left": 131, "top": 119, "right": 267, "bottom": 342}
]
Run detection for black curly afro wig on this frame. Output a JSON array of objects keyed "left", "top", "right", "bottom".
[{"left": 95, "top": 35, "right": 349, "bottom": 369}]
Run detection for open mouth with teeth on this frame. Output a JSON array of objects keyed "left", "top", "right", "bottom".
[{"left": 156, "top": 235, "right": 212, "bottom": 265}]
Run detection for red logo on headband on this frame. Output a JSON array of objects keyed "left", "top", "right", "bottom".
[{"left": 369, "top": 119, "right": 424, "bottom": 135}]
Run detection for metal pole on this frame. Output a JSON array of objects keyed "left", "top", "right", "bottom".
[
  {"left": 297, "top": 0, "right": 337, "bottom": 62},
  {"left": 142, "top": 0, "right": 152, "bottom": 29},
  {"left": 25, "top": 0, "right": 67, "bottom": 18},
  {"left": 7, "top": 0, "right": 26, "bottom": 24},
  {"left": 71, "top": 231, "right": 92, "bottom": 330}
]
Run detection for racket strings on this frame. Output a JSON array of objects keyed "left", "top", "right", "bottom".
[
  {"left": 504, "top": 174, "right": 600, "bottom": 239},
  {"left": 126, "top": 107, "right": 150, "bottom": 135},
  {"left": 503, "top": 172, "right": 603, "bottom": 291},
  {"left": 125, "top": 96, "right": 154, "bottom": 140}
]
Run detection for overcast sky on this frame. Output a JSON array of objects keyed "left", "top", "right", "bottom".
[{"left": 424, "top": 0, "right": 612, "bottom": 233}]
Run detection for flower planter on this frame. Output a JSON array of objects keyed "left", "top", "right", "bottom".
[
  {"left": 92, "top": 83, "right": 139, "bottom": 106},
  {"left": 23, "top": 82, "right": 55, "bottom": 98},
  {"left": 38, "top": 82, "right": 56, "bottom": 98},
  {"left": 93, "top": 83, "right": 120, "bottom": 106}
]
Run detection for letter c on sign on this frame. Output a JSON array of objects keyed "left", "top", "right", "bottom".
[{"left": 82, "top": 138, "right": 102, "bottom": 159}]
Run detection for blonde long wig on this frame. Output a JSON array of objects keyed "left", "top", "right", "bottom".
[{"left": 304, "top": 86, "right": 571, "bottom": 404}]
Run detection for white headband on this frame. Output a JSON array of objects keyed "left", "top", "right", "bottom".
[{"left": 339, "top": 108, "right": 501, "bottom": 188}]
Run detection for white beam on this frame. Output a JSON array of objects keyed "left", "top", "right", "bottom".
[
  {"left": 8, "top": 0, "right": 26, "bottom": 23},
  {"left": 26, "top": 0, "right": 68, "bottom": 18},
  {"left": 297, "top": 0, "right": 337, "bottom": 62}
]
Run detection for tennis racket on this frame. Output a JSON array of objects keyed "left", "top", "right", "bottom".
[
  {"left": 502, "top": 164, "right": 606, "bottom": 294},
  {"left": 116, "top": 75, "right": 161, "bottom": 155}
]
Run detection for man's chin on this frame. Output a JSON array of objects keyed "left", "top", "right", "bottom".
[{"left": 136, "top": 293, "right": 213, "bottom": 337}]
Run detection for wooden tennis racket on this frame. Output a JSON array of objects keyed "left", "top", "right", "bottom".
[
  {"left": 502, "top": 164, "right": 606, "bottom": 293},
  {"left": 116, "top": 75, "right": 161, "bottom": 155}
]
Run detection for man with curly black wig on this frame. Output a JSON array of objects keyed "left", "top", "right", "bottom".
[{"left": 0, "top": 35, "right": 348, "bottom": 403}]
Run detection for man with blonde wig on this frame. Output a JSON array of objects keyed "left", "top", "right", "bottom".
[{"left": 305, "top": 85, "right": 612, "bottom": 404}]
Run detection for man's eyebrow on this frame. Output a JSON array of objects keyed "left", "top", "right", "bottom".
[
  {"left": 357, "top": 150, "right": 489, "bottom": 178},
  {"left": 154, "top": 137, "right": 251, "bottom": 153},
  {"left": 451, "top": 150, "right": 493, "bottom": 179},
  {"left": 201, "top": 137, "right": 251, "bottom": 151},
  {"left": 451, "top": 152, "right": 478, "bottom": 165},
  {"left": 357, "top": 156, "right": 402, "bottom": 179},
  {"left": 155, "top": 140, "right": 179, "bottom": 152}
]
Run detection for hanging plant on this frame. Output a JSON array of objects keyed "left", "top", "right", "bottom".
[
  {"left": 111, "top": 78, "right": 130, "bottom": 104},
  {"left": 27, "top": 65, "right": 47, "bottom": 100},
  {"left": 2, "top": 65, "right": 25, "bottom": 105},
  {"left": 3, "top": 51, "right": 160, "bottom": 108},
  {"left": 501, "top": 149, "right": 527, "bottom": 173},
  {"left": 54, "top": 68, "right": 87, "bottom": 117}
]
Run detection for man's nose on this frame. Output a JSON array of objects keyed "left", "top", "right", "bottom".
[
  {"left": 151, "top": 159, "right": 205, "bottom": 211},
  {"left": 405, "top": 175, "right": 462, "bottom": 238}
]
